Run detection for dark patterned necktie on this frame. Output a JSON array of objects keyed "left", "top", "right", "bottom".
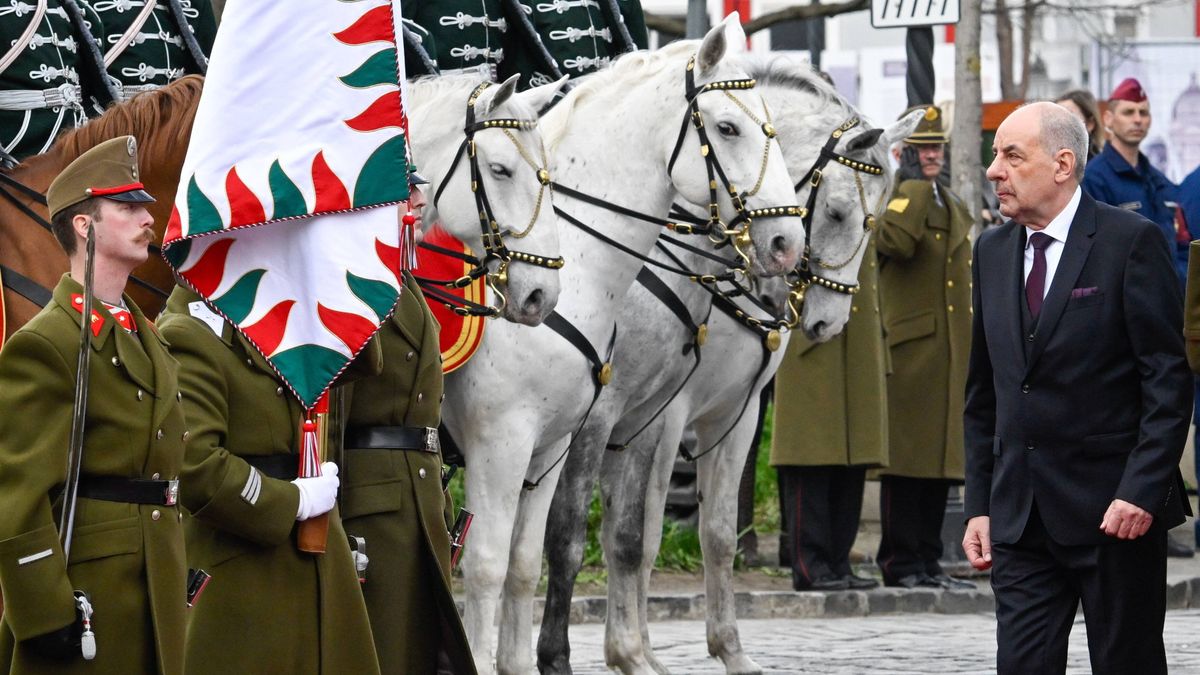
[{"left": 1026, "top": 232, "right": 1053, "bottom": 319}]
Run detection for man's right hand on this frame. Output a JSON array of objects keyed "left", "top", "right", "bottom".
[
  {"left": 962, "top": 516, "right": 993, "bottom": 571},
  {"left": 292, "top": 462, "right": 340, "bottom": 521}
]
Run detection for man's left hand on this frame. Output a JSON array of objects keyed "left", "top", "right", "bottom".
[{"left": 1100, "top": 499, "right": 1154, "bottom": 539}]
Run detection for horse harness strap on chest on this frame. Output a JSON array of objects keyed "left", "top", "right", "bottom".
[
  {"left": 522, "top": 311, "right": 617, "bottom": 491},
  {"left": 429, "top": 81, "right": 564, "bottom": 316},
  {"left": 605, "top": 264, "right": 713, "bottom": 453},
  {"left": 0, "top": 264, "right": 53, "bottom": 307}
]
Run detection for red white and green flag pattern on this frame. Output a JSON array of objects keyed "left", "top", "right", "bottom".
[{"left": 162, "top": 0, "right": 410, "bottom": 410}]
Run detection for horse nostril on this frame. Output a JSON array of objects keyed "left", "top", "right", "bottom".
[
  {"left": 811, "top": 321, "right": 827, "bottom": 338},
  {"left": 771, "top": 235, "right": 788, "bottom": 255},
  {"left": 523, "top": 288, "right": 544, "bottom": 316}
]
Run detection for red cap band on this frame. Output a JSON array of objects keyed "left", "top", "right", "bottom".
[{"left": 87, "top": 181, "right": 145, "bottom": 197}]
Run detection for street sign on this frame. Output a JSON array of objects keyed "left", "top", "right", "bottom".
[{"left": 871, "top": 0, "right": 961, "bottom": 28}]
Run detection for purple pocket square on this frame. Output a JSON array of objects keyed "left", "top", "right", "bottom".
[{"left": 1071, "top": 286, "right": 1100, "bottom": 299}]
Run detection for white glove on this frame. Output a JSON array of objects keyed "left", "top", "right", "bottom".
[{"left": 292, "top": 462, "right": 340, "bottom": 521}]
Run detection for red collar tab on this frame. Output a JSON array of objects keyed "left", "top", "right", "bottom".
[{"left": 70, "top": 294, "right": 136, "bottom": 336}]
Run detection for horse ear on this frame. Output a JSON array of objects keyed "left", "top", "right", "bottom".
[
  {"left": 516, "top": 76, "right": 569, "bottom": 118},
  {"left": 845, "top": 128, "right": 884, "bottom": 153},
  {"left": 879, "top": 109, "right": 924, "bottom": 147},
  {"left": 697, "top": 13, "right": 743, "bottom": 75},
  {"left": 478, "top": 74, "right": 521, "bottom": 116}
]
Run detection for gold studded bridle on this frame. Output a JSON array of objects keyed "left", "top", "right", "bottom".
[{"left": 425, "top": 81, "right": 565, "bottom": 316}]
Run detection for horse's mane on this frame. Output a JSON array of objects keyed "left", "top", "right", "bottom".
[
  {"left": 408, "top": 73, "right": 540, "bottom": 129},
  {"left": 541, "top": 40, "right": 699, "bottom": 151},
  {"left": 739, "top": 54, "right": 890, "bottom": 170},
  {"left": 47, "top": 74, "right": 204, "bottom": 166}
]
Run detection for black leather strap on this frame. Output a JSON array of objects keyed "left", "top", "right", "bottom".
[
  {"left": 243, "top": 454, "right": 298, "bottom": 481},
  {"left": 78, "top": 474, "right": 178, "bottom": 506},
  {"left": 344, "top": 425, "right": 437, "bottom": 453},
  {"left": 1, "top": 264, "right": 53, "bottom": 307}
]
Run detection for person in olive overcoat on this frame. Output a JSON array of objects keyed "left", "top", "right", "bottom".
[
  {"left": 340, "top": 173, "right": 475, "bottom": 674},
  {"left": 772, "top": 234, "right": 887, "bottom": 591},
  {"left": 0, "top": 136, "right": 188, "bottom": 673},
  {"left": 158, "top": 286, "right": 381, "bottom": 675},
  {"left": 874, "top": 105, "right": 974, "bottom": 589}
]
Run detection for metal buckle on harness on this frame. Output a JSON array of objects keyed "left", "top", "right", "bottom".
[{"left": 164, "top": 479, "right": 180, "bottom": 506}]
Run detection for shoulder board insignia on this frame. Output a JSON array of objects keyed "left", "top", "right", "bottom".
[
  {"left": 188, "top": 301, "right": 225, "bottom": 337},
  {"left": 887, "top": 197, "right": 910, "bottom": 213}
]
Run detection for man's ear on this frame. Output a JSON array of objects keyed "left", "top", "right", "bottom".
[
  {"left": 1054, "top": 149, "right": 1076, "bottom": 184},
  {"left": 72, "top": 213, "right": 91, "bottom": 242},
  {"left": 1101, "top": 107, "right": 1114, "bottom": 132}
]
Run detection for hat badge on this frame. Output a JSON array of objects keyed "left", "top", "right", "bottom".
[
  {"left": 126, "top": 137, "right": 137, "bottom": 156},
  {"left": 924, "top": 107, "right": 938, "bottom": 121}
]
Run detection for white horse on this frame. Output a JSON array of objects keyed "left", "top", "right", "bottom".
[
  {"left": 443, "top": 18, "right": 807, "bottom": 675},
  {"left": 537, "top": 55, "right": 924, "bottom": 675},
  {"left": 408, "top": 74, "right": 567, "bottom": 325}
]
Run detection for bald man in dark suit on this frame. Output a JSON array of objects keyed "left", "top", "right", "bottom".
[{"left": 962, "top": 102, "right": 1193, "bottom": 675}]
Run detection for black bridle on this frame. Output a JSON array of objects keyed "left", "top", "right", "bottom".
[
  {"left": 424, "top": 81, "right": 565, "bottom": 318},
  {"left": 787, "top": 117, "right": 886, "bottom": 305}
]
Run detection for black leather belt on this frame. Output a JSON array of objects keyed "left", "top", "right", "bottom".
[
  {"left": 243, "top": 454, "right": 298, "bottom": 481},
  {"left": 78, "top": 475, "right": 179, "bottom": 506},
  {"left": 345, "top": 426, "right": 440, "bottom": 454}
]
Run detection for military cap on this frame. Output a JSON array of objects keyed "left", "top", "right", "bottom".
[
  {"left": 408, "top": 158, "right": 429, "bottom": 186},
  {"left": 1109, "top": 77, "right": 1147, "bottom": 104},
  {"left": 900, "top": 105, "right": 948, "bottom": 145},
  {"left": 47, "top": 135, "right": 156, "bottom": 219}
]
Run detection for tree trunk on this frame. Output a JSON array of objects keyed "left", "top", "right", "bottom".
[
  {"left": 953, "top": 0, "right": 984, "bottom": 237},
  {"left": 1017, "top": 0, "right": 1036, "bottom": 99},
  {"left": 995, "top": 0, "right": 1017, "bottom": 100}
]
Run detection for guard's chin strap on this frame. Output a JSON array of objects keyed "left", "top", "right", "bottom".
[{"left": 424, "top": 82, "right": 564, "bottom": 317}]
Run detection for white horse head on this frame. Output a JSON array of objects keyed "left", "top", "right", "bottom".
[
  {"left": 744, "top": 54, "right": 922, "bottom": 340},
  {"left": 407, "top": 74, "right": 568, "bottom": 325}
]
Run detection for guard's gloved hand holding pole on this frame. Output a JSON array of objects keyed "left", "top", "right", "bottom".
[
  {"left": 27, "top": 591, "right": 94, "bottom": 661},
  {"left": 292, "top": 462, "right": 339, "bottom": 521}
]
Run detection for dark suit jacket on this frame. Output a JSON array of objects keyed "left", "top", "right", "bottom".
[{"left": 964, "top": 192, "right": 1193, "bottom": 546}]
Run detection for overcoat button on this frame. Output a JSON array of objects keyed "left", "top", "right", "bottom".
[
  {"left": 176, "top": 392, "right": 182, "bottom": 401},
  {"left": 151, "top": 510, "right": 161, "bottom": 521},
  {"left": 406, "top": 351, "right": 415, "bottom": 361},
  {"left": 177, "top": 511, "right": 183, "bottom": 522},
  {"left": 182, "top": 431, "right": 190, "bottom": 442},
  {"left": 935, "top": 233, "right": 942, "bottom": 240},
  {"left": 156, "top": 429, "right": 164, "bottom": 440},
  {"left": 947, "top": 280, "right": 954, "bottom": 288},
  {"left": 1021, "top": 384, "right": 1030, "bottom": 393},
  {"left": 276, "top": 386, "right": 284, "bottom": 396},
  {"left": 947, "top": 305, "right": 955, "bottom": 312},
  {"left": 112, "top": 356, "right": 121, "bottom": 367},
  {"left": 137, "top": 390, "right": 144, "bottom": 401},
  {"left": 1025, "top": 441, "right": 1035, "bottom": 450},
  {"left": 417, "top": 393, "right": 424, "bottom": 402},
  {"left": 246, "top": 358, "right": 253, "bottom": 367},
  {"left": 439, "top": 394, "right": 445, "bottom": 403},
  {"left": 418, "top": 468, "right": 427, "bottom": 479},
  {"left": 152, "top": 473, "right": 160, "bottom": 480}
]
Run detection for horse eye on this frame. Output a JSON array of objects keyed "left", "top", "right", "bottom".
[
  {"left": 828, "top": 208, "right": 846, "bottom": 222},
  {"left": 489, "top": 163, "right": 512, "bottom": 178},
  {"left": 716, "top": 121, "right": 740, "bottom": 137}
]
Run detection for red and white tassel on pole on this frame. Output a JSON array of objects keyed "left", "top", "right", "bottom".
[
  {"left": 398, "top": 211, "right": 418, "bottom": 272},
  {"left": 297, "top": 390, "right": 330, "bottom": 479}
]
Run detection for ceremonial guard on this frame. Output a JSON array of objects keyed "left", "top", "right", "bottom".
[
  {"left": 0, "top": 0, "right": 115, "bottom": 159},
  {"left": 91, "top": 0, "right": 215, "bottom": 102},
  {"left": 772, "top": 233, "right": 887, "bottom": 591},
  {"left": 403, "top": 0, "right": 506, "bottom": 78},
  {"left": 874, "top": 106, "right": 974, "bottom": 589},
  {"left": 157, "top": 289, "right": 381, "bottom": 674},
  {"left": 341, "top": 168, "right": 476, "bottom": 674},
  {"left": 500, "top": 0, "right": 648, "bottom": 89},
  {"left": 0, "top": 136, "right": 188, "bottom": 673}
]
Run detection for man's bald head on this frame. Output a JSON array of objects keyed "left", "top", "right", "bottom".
[{"left": 987, "top": 102, "right": 1089, "bottom": 228}]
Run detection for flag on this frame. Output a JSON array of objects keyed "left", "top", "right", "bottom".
[{"left": 162, "top": 0, "right": 410, "bottom": 409}]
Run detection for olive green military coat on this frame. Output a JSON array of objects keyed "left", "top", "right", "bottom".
[
  {"left": 772, "top": 235, "right": 889, "bottom": 468},
  {"left": 875, "top": 179, "right": 974, "bottom": 480},
  {"left": 157, "top": 287, "right": 380, "bottom": 675},
  {"left": 1185, "top": 240, "right": 1200, "bottom": 373},
  {"left": 0, "top": 275, "right": 188, "bottom": 674},
  {"left": 342, "top": 273, "right": 475, "bottom": 675}
]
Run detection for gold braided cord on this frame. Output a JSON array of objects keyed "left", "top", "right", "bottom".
[{"left": 498, "top": 127, "right": 552, "bottom": 239}]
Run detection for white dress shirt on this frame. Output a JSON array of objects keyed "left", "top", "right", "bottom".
[{"left": 1023, "top": 187, "right": 1082, "bottom": 301}]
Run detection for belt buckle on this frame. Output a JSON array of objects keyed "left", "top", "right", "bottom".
[
  {"left": 164, "top": 479, "right": 179, "bottom": 506},
  {"left": 425, "top": 427, "right": 440, "bottom": 454}
]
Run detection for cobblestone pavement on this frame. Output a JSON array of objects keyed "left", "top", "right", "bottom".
[{"left": 554, "top": 609, "right": 1200, "bottom": 674}]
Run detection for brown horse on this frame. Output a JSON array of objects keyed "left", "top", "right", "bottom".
[{"left": 0, "top": 75, "right": 203, "bottom": 340}]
